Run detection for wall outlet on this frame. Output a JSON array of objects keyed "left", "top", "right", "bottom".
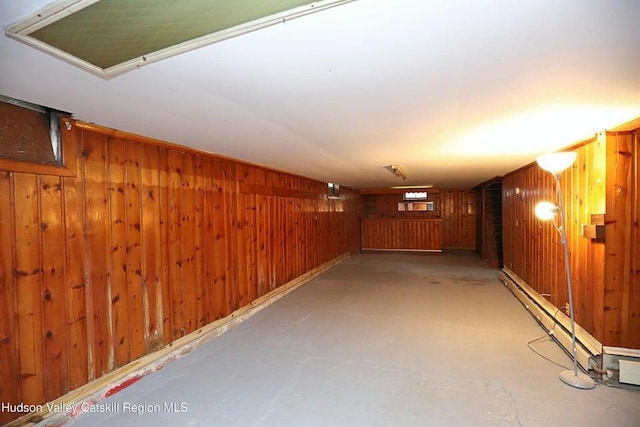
[{"left": 565, "top": 303, "right": 570, "bottom": 316}]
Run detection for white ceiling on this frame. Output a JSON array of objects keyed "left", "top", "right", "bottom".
[{"left": 1, "top": 0, "right": 639, "bottom": 189}]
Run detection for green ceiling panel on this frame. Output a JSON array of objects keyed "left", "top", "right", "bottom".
[{"left": 27, "top": 0, "right": 320, "bottom": 69}]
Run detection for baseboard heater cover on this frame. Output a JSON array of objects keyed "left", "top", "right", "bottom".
[
  {"left": 499, "top": 267, "right": 601, "bottom": 371},
  {"left": 603, "top": 346, "right": 640, "bottom": 386}
]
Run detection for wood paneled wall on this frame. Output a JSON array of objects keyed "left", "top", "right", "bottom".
[
  {"left": 363, "top": 191, "right": 440, "bottom": 219},
  {"left": 503, "top": 135, "right": 606, "bottom": 343},
  {"left": 603, "top": 129, "right": 639, "bottom": 348},
  {"left": 361, "top": 218, "right": 442, "bottom": 251},
  {"left": 441, "top": 190, "right": 476, "bottom": 249},
  {"left": 502, "top": 124, "right": 640, "bottom": 349},
  {"left": 0, "top": 119, "right": 361, "bottom": 423},
  {"left": 362, "top": 189, "right": 476, "bottom": 249}
]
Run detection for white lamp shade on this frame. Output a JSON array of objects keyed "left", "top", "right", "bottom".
[
  {"left": 536, "top": 152, "right": 577, "bottom": 178},
  {"left": 535, "top": 201, "right": 559, "bottom": 221}
]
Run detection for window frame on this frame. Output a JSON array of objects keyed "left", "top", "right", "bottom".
[{"left": 0, "top": 98, "right": 76, "bottom": 177}]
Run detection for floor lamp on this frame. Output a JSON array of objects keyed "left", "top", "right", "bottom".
[{"left": 535, "top": 152, "right": 595, "bottom": 390}]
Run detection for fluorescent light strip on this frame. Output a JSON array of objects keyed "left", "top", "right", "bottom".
[{"left": 390, "top": 185, "right": 434, "bottom": 189}]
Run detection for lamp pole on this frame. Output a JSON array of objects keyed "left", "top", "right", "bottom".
[
  {"left": 554, "top": 177, "right": 595, "bottom": 389},
  {"left": 536, "top": 152, "right": 594, "bottom": 389}
]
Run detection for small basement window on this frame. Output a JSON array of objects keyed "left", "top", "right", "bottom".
[
  {"left": 403, "top": 191, "right": 428, "bottom": 200},
  {"left": 328, "top": 182, "right": 340, "bottom": 199},
  {"left": 0, "top": 95, "right": 75, "bottom": 176}
]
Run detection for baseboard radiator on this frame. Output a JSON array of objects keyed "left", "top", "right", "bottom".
[
  {"left": 486, "top": 268, "right": 640, "bottom": 386},
  {"left": 603, "top": 347, "right": 640, "bottom": 386},
  {"left": 499, "top": 267, "right": 601, "bottom": 371}
]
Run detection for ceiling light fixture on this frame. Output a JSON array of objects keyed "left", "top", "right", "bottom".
[
  {"left": 386, "top": 164, "right": 407, "bottom": 180},
  {"left": 534, "top": 151, "right": 594, "bottom": 390},
  {"left": 390, "top": 184, "right": 434, "bottom": 190}
]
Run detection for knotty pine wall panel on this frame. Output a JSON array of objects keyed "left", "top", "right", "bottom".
[
  {"left": 363, "top": 192, "right": 441, "bottom": 219},
  {"left": 362, "top": 189, "right": 476, "bottom": 249},
  {"left": 62, "top": 166, "right": 89, "bottom": 390},
  {"left": 503, "top": 128, "right": 640, "bottom": 349},
  {"left": 441, "top": 190, "right": 476, "bottom": 249},
  {"left": 631, "top": 130, "right": 640, "bottom": 349},
  {"left": 361, "top": 218, "right": 442, "bottom": 251},
  {"left": 14, "top": 173, "right": 46, "bottom": 405},
  {"left": 0, "top": 171, "right": 19, "bottom": 409},
  {"left": 632, "top": 130, "right": 640, "bottom": 349},
  {"left": 603, "top": 130, "right": 639, "bottom": 348},
  {"left": 40, "top": 174, "right": 67, "bottom": 402},
  {"left": 140, "top": 144, "right": 163, "bottom": 353},
  {"left": 83, "top": 132, "right": 113, "bottom": 379},
  {"left": 0, "top": 119, "right": 361, "bottom": 424}
]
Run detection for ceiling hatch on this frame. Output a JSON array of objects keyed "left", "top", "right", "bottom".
[{"left": 6, "top": 0, "right": 354, "bottom": 79}]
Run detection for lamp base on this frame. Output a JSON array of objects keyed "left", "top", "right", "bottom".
[{"left": 559, "top": 370, "right": 595, "bottom": 389}]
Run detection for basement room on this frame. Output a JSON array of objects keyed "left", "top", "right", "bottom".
[{"left": 0, "top": 0, "right": 639, "bottom": 426}]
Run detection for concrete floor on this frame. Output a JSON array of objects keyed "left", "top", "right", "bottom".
[{"left": 67, "top": 251, "right": 639, "bottom": 427}]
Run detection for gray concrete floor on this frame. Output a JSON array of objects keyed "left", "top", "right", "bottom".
[{"left": 68, "top": 251, "right": 639, "bottom": 427}]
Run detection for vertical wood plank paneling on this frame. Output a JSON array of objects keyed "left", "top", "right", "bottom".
[
  {"left": 442, "top": 190, "right": 476, "bottom": 249},
  {"left": 167, "top": 150, "right": 184, "bottom": 339},
  {"left": 306, "top": 196, "right": 313, "bottom": 270},
  {"left": 589, "top": 133, "right": 606, "bottom": 341},
  {"left": 236, "top": 188, "right": 248, "bottom": 308},
  {"left": 180, "top": 154, "right": 197, "bottom": 335},
  {"left": 604, "top": 131, "right": 637, "bottom": 347},
  {"left": 62, "top": 130, "right": 88, "bottom": 390},
  {"left": 267, "top": 193, "right": 275, "bottom": 293},
  {"left": 39, "top": 175, "right": 68, "bottom": 401},
  {"left": 83, "top": 132, "right": 112, "bottom": 379},
  {"left": 246, "top": 191, "right": 256, "bottom": 303},
  {"left": 223, "top": 160, "right": 238, "bottom": 314},
  {"left": 108, "top": 139, "right": 130, "bottom": 368},
  {"left": 201, "top": 157, "right": 213, "bottom": 323},
  {"left": 502, "top": 136, "right": 614, "bottom": 345},
  {"left": 630, "top": 131, "right": 640, "bottom": 348},
  {"left": 14, "top": 173, "right": 45, "bottom": 404},
  {"left": 193, "top": 155, "right": 206, "bottom": 328},
  {"left": 361, "top": 218, "right": 442, "bottom": 251},
  {"left": 256, "top": 194, "right": 268, "bottom": 297},
  {"left": 0, "top": 171, "right": 19, "bottom": 422},
  {"left": 577, "top": 145, "right": 592, "bottom": 332},
  {"left": 294, "top": 197, "right": 303, "bottom": 279},
  {"left": 140, "top": 144, "right": 163, "bottom": 353},
  {"left": 363, "top": 190, "right": 475, "bottom": 250},
  {"left": 570, "top": 148, "right": 586, "bottom": 323},
  {"left": 285, "top": 196, "right": 294, "bottom": 283},
  {"left": 158, "top": 147, "right": 173, "bottom": 346},
  {"left": 276, "top": 195, "right": 286, "bottom": 288},
  {"left": 266, "top": 194, "right": 276, "bottom": 292},
  {"left": 124, "top": 142, "right": 145, "bottom": 361},
  {"left": 0, "top": 118, "right": 364, "bottom": 424},
  {"left": 211, "top": 158, "right": 226, "bottom": 320}
]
